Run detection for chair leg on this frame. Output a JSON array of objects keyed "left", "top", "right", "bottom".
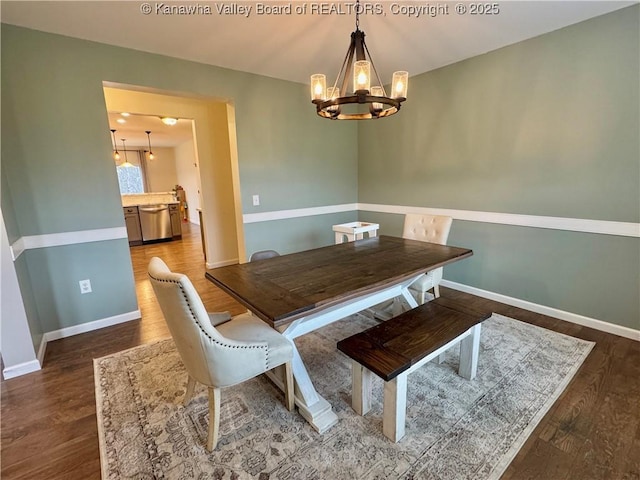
[
  {"left": 184, "top": 375, "right": 196, "bottom": 406},
  {"left": 206, "top": 387, "right": 221, "bottom": 451},
  {"left": 284, "top": 361, "right": 295, "bottom": 411},
  {"left": 418, "top": 290, "right": 426, "bottom": 305}
]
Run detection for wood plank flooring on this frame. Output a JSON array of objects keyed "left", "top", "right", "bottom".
[{"left": 1, "top": 223, "right": 638, "bottom": 479}]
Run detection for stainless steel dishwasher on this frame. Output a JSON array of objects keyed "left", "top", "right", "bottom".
[{"left": 138, "top": 204, "right": 172, "bottom": 242}]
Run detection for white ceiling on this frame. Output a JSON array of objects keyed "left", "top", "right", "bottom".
[
  {"left": 107, "top": 112, "right": 194, "bottom": 148},
  {"left": 2, "top": 1, "right": 635, "bottom": 148},
  {"left": 2, "top": 1, "right": 633, "bottom": 86}
]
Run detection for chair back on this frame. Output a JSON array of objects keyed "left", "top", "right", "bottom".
[
  {"left": 249, "top": 250, "right": 280, "bottom": 262},
  {"left": 148, "top": 257, "right": 263, "bottom": 387},
  {"left": 402, "top": 214, "right": 452, "bottom": 245},
  {"left": 403, "top": 214, "right": 453, "bottom": 290}
]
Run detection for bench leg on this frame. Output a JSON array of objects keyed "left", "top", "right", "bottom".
[
  {"left": 352, "top": 361, "right": 373, "bottom": 415},
  {"left": 459, "top": 324, "right": 481, "bottom": 380},
  {"left": 431, "top": 353, "right": 446, "bottom": 364},
  {"left": 383, "top": 374, "right": 407, "bottom": 442}
]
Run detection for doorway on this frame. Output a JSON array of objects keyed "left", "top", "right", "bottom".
[{"left": 102, "top": 84, "right": 246, "bottom": 269}]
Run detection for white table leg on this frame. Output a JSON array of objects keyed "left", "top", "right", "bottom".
[
  {"left": 400, "top": 287, "right": 419, "bottom": 309},
  {"left": 459, "top": 324, "right": 481, "bottom": 380},
  {"left": 383, "top": 374, "right": 407, "bottom": 442},
  {"left": 264, "top": 344, "right": 338, "bottom": 433},
  {"left": 267, "top": 274, "right": 424, "bottom": 433}
]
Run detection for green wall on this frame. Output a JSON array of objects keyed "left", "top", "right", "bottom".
[
  {"left": 358, "top": 6, "right": 639, "bottom": 329},
  {"left": 2, "top": 5, "right": 638, "bottom": 345},
  {"left": 1, "top": 24, "right": 357, "bottom": 339},
  {"left": 244, "top": 211, "right": 357, "bottom": 258}
]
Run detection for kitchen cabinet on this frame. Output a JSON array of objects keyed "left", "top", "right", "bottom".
[
  {"left": 170, "top": 204, "right": 182, "bottom": 238},
  {"left": 123, "top": 206, "right": 143, "bottom": 246}
]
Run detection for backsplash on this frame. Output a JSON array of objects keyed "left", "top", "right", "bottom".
[{"left": 121, "top": 192, "right": 178, "bottom": 207}]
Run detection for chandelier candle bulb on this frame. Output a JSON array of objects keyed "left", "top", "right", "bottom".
[
  {"left": 370, "top": 86, "right": 384, "bottom": 111},
  {"left": 354, "top": 60, "right": 371, "bottom": 92},
  {"left": 310, "top": 74, "right": 326, "bottom": 101},
  {"left": 327, "top": 87, "right": 340, "bottom": 113},
  {"left": 392, "top": 71, "right": 409, "bottom": 99}
]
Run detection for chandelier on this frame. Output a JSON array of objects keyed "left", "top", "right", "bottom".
[{"left": 310, "top": 0, "right": 408, "bottom": 120}]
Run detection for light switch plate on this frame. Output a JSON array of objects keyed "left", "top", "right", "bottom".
[{"left": 252, "top": 194, "right": 260, "bottom": 206}]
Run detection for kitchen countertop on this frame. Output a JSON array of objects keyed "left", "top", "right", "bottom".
[{"left": 122, "top": 192, "right": 179, "bottom": 207}]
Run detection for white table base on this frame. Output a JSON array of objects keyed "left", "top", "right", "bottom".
[{"left": 265, "top": 274, "right": 422, "bottom": 433}]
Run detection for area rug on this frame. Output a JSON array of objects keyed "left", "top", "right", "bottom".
[{"left": 94, "top": 312, "right": 594, "bottom": 480}]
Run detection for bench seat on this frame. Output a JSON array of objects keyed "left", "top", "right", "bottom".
[{"left": 337, "top": 297, "right": 490, "bottom": 442}]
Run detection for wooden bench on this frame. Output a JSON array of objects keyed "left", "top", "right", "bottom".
[{"left": 337, "top": 297, "right": 491, "bottom": 442}]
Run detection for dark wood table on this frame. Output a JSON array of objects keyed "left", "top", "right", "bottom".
[{"left": 205, "top": 235, "right": 472, "bottom": 432}]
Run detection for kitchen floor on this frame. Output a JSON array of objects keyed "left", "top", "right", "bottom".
[{"left": 127, "top": 221, "right": 247, "bottom": 344}]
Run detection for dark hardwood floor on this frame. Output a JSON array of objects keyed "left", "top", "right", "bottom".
[{"left": 1, "top": 223, "right": 638, "bottom": 479}]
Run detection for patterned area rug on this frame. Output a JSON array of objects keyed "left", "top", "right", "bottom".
[{"left": 94, "top": 313, "right": 594, "bottom": 479}]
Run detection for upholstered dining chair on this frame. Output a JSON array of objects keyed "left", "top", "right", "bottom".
[
  {"left": 403, "top": 214, "right": 453, "bottom": 303},
  {"left": 249, "top": 250, "right": 280, "bottom": 262},
  {"left": 147, "top": 256, "right": 295, "bottom": 451}
]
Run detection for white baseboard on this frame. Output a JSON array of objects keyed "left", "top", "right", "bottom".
[
  {"left": 441, "top": 280, "right": 640, "bottom": 341},
  {"left": 37, "top": 334, "right": 48, "bottom": 366},
  {"left": 206, "top": 258, "right": 239, "bottom": 269},
  {"left": 27, "top": 310, "right": 141, "bottom": 375},
  {"left": 3, "top": 359, "right": 41, "bottom": 379},
  {"left": 42, "top": 310, "right": 141, "bottom": 344}
]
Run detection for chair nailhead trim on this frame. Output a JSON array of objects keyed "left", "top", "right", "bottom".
[{"left": 149, "top": 274, "right": 269, "bottom": 370}]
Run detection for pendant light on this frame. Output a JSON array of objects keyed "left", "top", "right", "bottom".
[
  {"left": 120, "top": 139, "right": 133, "bottom": 168},
  {"left": 310, "top": 0, "right": 408, "bottom": 120},
  {"left": 110, "top": 129, "right": 121, "bottom": 161},
  {"left": 145, "top": 130, "right": 155, "bottom": 160}
]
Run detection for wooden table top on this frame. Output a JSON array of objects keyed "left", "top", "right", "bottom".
[{"left": 205, "top": 235, "right": 473, "bottom": 328}]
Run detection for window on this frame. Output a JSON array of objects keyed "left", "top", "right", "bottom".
[
  {"left": 116, "top": 165, "right": 144, "bottom": 194},
  {"left": 115, "top": 150, "right": 148, "bottom": 194}
]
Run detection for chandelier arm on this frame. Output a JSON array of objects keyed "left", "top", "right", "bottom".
[
  {"left": 340, "top": 35, "right": 357, "bottom": 96},
  {"left": 331, "top": 38, "right": 354, "bottom": 93},
  {"left": 363, "top": 40, "right": 387, "bottom": 97}
]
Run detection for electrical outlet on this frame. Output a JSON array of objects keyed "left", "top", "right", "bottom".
[
  {"left": 252, "top": 194, "right": 260, "bottom": 206},
  {"left": 79, "top": 279, "right": 92, "bottom": 294}
]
